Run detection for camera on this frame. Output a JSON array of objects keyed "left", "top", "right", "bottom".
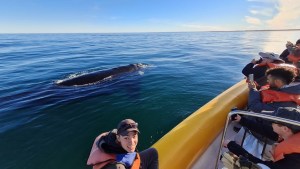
[{"left": 248, "top": 74, "right": 254, "bottom": 83}]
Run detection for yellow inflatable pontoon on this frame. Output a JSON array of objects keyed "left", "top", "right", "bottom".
[{"left": 152, "top": 80, "right": 248, "bottom": 169}]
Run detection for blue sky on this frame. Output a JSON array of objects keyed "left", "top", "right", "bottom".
[{"left": 0, "top": 0, "right": 299, "bottom": 33}]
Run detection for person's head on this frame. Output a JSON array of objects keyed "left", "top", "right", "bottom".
[
  {"left": 288, "top": 46, "right": 300, "bottom": 63},
  {"left": 271, "top": 107, "right": 300, "bottom": 138},
  {"left": 265, "top": 67, "right": 296, "bottom": 88},
  {"left": 296, "top": 39, "right": 300, "bottom": 46},
  {"left": 259, "top": 52, "right": 284, "bottom": 64},
  {"left": 116, "top": 119, "right": 139, "bottom": 153}
]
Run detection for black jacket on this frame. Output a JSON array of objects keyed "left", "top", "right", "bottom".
[
  {"left": 279, "top": 49, "right": 292, "bottom": 64},
  {"left": 242, "top": 63, "right": 268, "bottom": 86},
  {"left": 242, "top": 63, "right": 268, "bottom": 80},
  {"left": 227, "top": 117, "right": 300, "bottom": 169}
]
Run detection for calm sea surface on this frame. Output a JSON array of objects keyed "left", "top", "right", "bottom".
[{"left": 0, "top": 31, "right": 299, "bottom": 169}]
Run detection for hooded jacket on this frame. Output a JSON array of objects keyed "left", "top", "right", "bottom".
[{"left": 87, "top": 130, "right": 140, "bottom": 169}]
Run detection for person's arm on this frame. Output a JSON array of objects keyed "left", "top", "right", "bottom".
[
  {"left": 227, "top": 141, "right": 264, "bottom": 164},
  {"left": 248, "top": 88, "right": 277, "bottom": 113},
  {"left": 227, "top": 141, "right": 291, "bottom": 169},
  {"left": 242, "top": 62, "right": 255, "bottom": 77},
  {"left": 239, "top": 117, "right": 279, "bottom": 141},
  {"left": 279, "top": 49, "right": 290, "bottom": 61}
]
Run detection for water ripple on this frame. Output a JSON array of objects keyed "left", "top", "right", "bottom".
[{"left": 1, "top": 31, "right": 300, "bottom": 169}]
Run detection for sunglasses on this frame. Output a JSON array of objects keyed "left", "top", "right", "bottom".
[{"left": 118, "top": 123, "right": 138, "bottom": 131}]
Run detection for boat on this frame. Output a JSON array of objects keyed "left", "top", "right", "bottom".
[{"left": 152, "top": 79, "right": 249, "bottom": 169}]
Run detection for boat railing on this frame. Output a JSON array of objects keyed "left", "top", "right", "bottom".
[{"left": 216, "top": 110, "right": 300, "bottom": 169}]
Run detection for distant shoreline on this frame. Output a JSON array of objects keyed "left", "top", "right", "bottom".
[
  {"left": 0, "top": 29, "right": 299, "bottom": 34},
  {"left": 208, "top": 29, "right": 300, "bottom": 32}
]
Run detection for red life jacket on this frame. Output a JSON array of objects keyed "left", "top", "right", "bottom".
[
  {"left": 274, "top": 132, "right": 300, "bottom": 161},
  {"left": 261, "top": 90, "right": 300, "bottom": 105},
  {"left": 87, "top": 132, "right": 141, "bottom": 169}
]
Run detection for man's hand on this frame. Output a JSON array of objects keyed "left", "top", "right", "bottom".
[
  {"left": 286, "top": 41, "right": 294, "bottom": 48},
  {"left": 248, "top": 81, "right": 257, "bottom": 90},
  {"left": 231, "top": 114, "right": 241, "bottom": 122},
  {"left": 222, "top": 139, "right": 231, "bottom": 148}
]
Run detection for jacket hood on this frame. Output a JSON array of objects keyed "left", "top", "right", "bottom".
[{"left": 98, "top": 129, "right": 128, "bottom": 154}]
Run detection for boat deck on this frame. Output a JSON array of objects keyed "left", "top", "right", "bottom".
[{"left": 191, "top": 122, "right": 238, "bottom": 169}]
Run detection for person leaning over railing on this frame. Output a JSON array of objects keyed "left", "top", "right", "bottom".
[
  {"left": 242, "top": 52, "right": 284, "bottom": 86},
  {"left": 223, "top": 107, "right": 300, "bottom": 169}
]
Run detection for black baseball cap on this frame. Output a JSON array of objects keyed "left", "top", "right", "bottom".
[
  {"left": 117, "top": 119, "right": 139, "bottom": 136},
  {"left": 272, "top": 107, "right": 300, "bottom": 131}
]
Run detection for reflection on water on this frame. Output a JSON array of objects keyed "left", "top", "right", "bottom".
[
  {"left": 262, "top": 31, "right": 300, "bottom": 54},
  {"left": 237, "top": 31, "right": 300, "bottom": 61}
]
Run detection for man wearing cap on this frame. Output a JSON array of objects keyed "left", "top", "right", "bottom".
[
  {"left": 248, "top": 66, "right": 299, "bottom": 113},
  {"left": 223, "top": 107, "right": 300, "bottom": 169},
  {"left": 242, "top": 52, "right": 285, "bottom": 86},
  {"left": 87, "top": 119, "right": 158, "bottom": 169}
]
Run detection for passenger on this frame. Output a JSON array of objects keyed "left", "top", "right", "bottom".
[
  {"left": 288, "top": 46, "right": 300, "bottom": 64},
  {"left": 280, "top": 39, "right": 300, "bottom": 63},
  {"left": 248, "top": 66, "right": 299, "bottom": 113},
  {"left": 223, "top": 107, "right": 300, "bottom": 169},
  {"left": 87, "top": 119, "right": 159, "bottom": 169},
  {"left": 242, "top": 52, "right": 284, "bottom": 86},
  {"left": 287, "top": 46, "right": 300, "bottom": 82}
]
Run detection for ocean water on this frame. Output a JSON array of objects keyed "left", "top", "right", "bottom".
[{"left": 0, "top": 31, "right": 299, "bottom": 169}]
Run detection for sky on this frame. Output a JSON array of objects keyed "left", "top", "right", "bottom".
[{"left": 0, "top": 0, "right": 300, "bottom": 33}]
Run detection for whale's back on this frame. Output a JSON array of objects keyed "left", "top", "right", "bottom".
[{"left": 56, "top": 63, "right": 147, "bottom": 87}]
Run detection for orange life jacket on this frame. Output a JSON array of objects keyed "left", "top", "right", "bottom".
[
  {"left": 261, "top": 90, "right": 300, "bottom": 105},
  {"left": 87, "top": 132, "right": 141, "bottom": 169},
  {"left": 273, "top": 132, "right": 300, "bottom": 161},
  {"left": 259, "top": 84, "right": 270, "bottom": 91},
  {"left": 129, "top": 154, "right": 141, "bottom": 169}
]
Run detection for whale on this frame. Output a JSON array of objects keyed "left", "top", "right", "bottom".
[{"left": 56, "top": 63, "right": 147, "bottom": 86}]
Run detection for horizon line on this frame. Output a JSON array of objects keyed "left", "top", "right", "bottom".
[{"left": 0, "top": 28, "right": 299, "bottom": 34}]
